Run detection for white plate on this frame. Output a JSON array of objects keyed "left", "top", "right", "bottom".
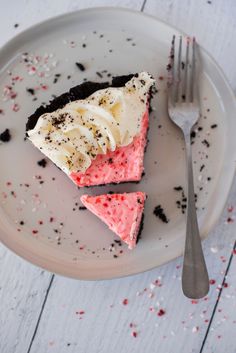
[{"left": 0, "top": 8, "right": 236, "bottom": 280}]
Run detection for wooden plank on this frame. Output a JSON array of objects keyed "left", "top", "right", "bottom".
[
  {"left": 0, "top": 245, "right": 53, "bottom": 353},
  {"left": 144, "top": 0, "right": 236, "bottom": 92},
  {"left": 202, "top": 242, "right": 236, "bottom": 353},
  {"left": 27, "top": 181, "right": 236, "bottom": 353}
]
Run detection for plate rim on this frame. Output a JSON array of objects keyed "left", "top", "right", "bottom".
[{"left": 0, "top": 6, "right": 236, "bottom": 280}]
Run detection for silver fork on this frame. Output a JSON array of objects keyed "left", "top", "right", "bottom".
[{"left": 167, "top": 36, "right": 209, "bottom": 299}]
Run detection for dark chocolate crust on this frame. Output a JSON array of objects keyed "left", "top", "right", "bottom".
[
  {"left": 136, "top": 212, "right": 145, "bottom": 244},
  {"left": 26, "top": 74, "right": 135, "bottom": 133}
]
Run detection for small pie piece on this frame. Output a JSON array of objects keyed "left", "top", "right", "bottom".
[{"left": 80, "top": 192, "right": 146, "bottom": 249}]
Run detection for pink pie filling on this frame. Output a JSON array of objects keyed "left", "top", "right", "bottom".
[
  {"left": 70, "top": 109, "right": 149, "bottom": 187},
  {"left": 80, "top": 192, "right": 146, "bottom": 249}
]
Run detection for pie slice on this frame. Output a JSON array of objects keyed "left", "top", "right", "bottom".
[
  {"left": 80, "top": 192, "right": 146, "bottom": 249},
  {"left": 26, "top": 72, "right": 155, "bottom": 187}
]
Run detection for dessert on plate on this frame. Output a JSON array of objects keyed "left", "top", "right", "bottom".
[
  {"left": 26, "top": 72, "right": 155, "bottom": 187},
  {"left": 80, "top": 192, "right": 146, "bottom": 249}
]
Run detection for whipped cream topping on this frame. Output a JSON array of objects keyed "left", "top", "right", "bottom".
[{"left": 28, "top": 72, "right": 155, "bottom": 174}]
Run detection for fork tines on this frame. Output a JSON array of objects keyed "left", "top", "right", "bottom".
[{"left": 168, "top": 35, "right": 196, "bottom": 104}]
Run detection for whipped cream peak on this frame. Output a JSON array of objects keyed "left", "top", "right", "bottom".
[{"left": 28, "top": 72, "right": 155, "bottom": 174}]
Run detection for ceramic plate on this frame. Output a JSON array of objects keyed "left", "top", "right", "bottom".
[{"left": 0, "top": 8, "right": 236, "bottom": 279}]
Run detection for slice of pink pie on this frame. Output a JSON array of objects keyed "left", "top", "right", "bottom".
[
  {"left": 80, "top": 192, "right": 146, "bottom": 249},
  {"left": 26, "top": 72, "right": 155, "bottom": 187}
]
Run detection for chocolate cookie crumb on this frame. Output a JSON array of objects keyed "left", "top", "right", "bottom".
[
  {"left": 202, "top": 139, "right": 210, "bottom": 148},
  {"left": 96, "top": 72, "right": 103, "bottom": 78},
  {"left": 0, "top": 129, "right": 11, "bottom": 142},
  {"left": 26, "top": 88, "right": 35, "bottom": 95},
  {"left": 153, "top": 205, "right": 169, "bottom": 223},
  {"left": 200, "top": 164, "right": 205, "bottom": 172},
  {"left": 211, "top": 124, "right": 218, "bottom": 129},
  {"left": 37, "top": 158, "right": 47, "bottom": 168},
  {"left": 174, "top": 186, "right": 183, "bottom": 191},
  {"left": 79, "top": 206, "right": 87, "bottom": 210},
  {"left": 75, "top": 62, "right": 86, "bottom": 71}
]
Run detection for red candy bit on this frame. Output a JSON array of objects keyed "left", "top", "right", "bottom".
[
  {"left": 223, "top": 282, "right": 228, "bottom": 288},
  {"left": 157, "top": 309, "right": 165, "bottom": 317},
  {"left": 227, "top": 206, "right": 234, "bottom": 212},
  {"left": 41, "top": 84, "right": 48, "bottom": 90},
  {"left": 122, "top": 298, "right": 128, "bottom": 305},
  {"left": 158, "top": 76, "right": 164, "bottom": 80},
  {"left": 191, "top": 299, "right": 199, "bottom": 304},
  {"left": 10, "top": 92, "right": 17, "bottom": 99},
  {"left": 12, "top": 75, "right": 23, "bottom": 82},
  {"left": 12, "top": 103, "right": 20, "bottom": 112},
  {"left": 28, "top": 66, "right": 36, "bottom": 73},
  {"left": 6, "top": 182, "right": 12, "bottom": 186},
  {"left": 79, "top": 246, "right": 85, "bottom": 250},
  {"left": 227, "top": 217, "right": 234, "bottom": 223},
  {"left": 233, "top": 249, "right": 236, "bottom": 255},
  {"left": 0, "top": 109, "right": 4, "bottom": 114},
  {"left": 79, "top": 311, "right": 85, "bottom": 315},
  {"left": 38, "top": 220, "right": 43, "bottom": 225},
  {"left": 32, "top": 229, "right": 38, "bottom": 235},
  {"left": 209, "top": 279, "right": 216, "bottom": 285},
  {"left": 103, "top": 203, "right": 108, "bottom": 207},
  {"left": 49, "top": 217, "right": 54, "bottom": 223},
  {"left": 132, "top": 331, "right": 138, "bottom": 338}
]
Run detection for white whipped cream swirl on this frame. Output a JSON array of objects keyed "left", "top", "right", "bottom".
[{"left": 28, "top": 72, "right": 155, "bottom": 174}]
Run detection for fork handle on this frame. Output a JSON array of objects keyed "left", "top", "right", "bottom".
[{"left": 182, "top": 133, "right": 209, "bottom": 299}]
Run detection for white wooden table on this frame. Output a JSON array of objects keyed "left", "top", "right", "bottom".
[{"left": 1, "top": 1, "right": 236, "bottom": 352}]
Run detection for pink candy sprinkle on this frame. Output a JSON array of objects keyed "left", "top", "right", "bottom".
[
  {"left": 122, "top": 299, "right": 128, "bottom": 305},
  {"left": 41, "top": 84, "right": 48, "bottom": 90},
  {"left": 12, "top": 103, "right": 20, "bottom": 112},
  {"left": 192, "top": 326, "right": 199, "bottom": 333},
  {"left": 191, "top": 299, "right": 199, "bottom": 304},
  {"left": 209, "top": 279, "right": 216, "bottom": 285}
]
